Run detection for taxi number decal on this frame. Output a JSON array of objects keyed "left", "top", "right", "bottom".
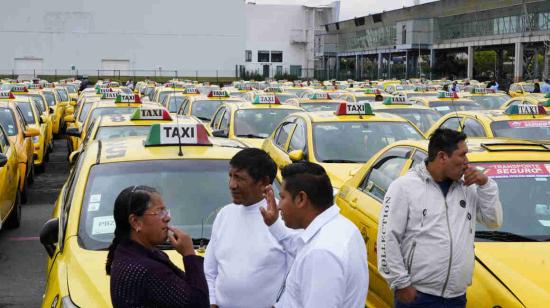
[
  {"left": 507, "top": 120, "right": 550, "bottom": 128},
  {"left": 88, "top": 203, "right": 100, "bottom": 212},
  {"left": 110, "top": 115, "right": 126, "bottom": 122},
  {"left": 104, "top": 141, "right": 127, "bottom": 159},
  {"left": 476, "top": 163, "right": 550, "bottom": 178},
  {"left": 92, "top": 216, "right": 115, "bottom": 235}
]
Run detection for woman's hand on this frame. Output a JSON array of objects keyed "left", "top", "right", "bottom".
[{"left": 168, "top": 226, "right": 195, "bottom": 256}]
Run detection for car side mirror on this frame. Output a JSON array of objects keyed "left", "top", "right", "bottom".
[
  {"left": 40, "top": 114, "right": 47, "bottom": 124},
  {"left": 0, "top": 153, "right": 7, "bottom": 167},
  {"left": 288, "top": 149, "right": 304, "bottom": 162},
  {"left": 212, "top": 129, "right": 228, "bottom": 138},
  {"left": 40, "top": 218, "right": 59, "bottom": 258},
  {"left": 69, "top": 101, "right": 77, "bottom": 106},
  {"left": 49, "top": 107, "right": 54, "bottom": 113},
  {"left": 64, "top": 115, "right": 75, "bottom": 123},
  {"left": 65, "top": 127, "right": 81, "bottom": 137},
  {"left": 24, "top": 127, "right": 40, "bottom": 137},
  {"left": 65, "top": 106, "right": 75, "bottom": 115}
]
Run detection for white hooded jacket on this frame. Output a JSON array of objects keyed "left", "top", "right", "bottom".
[{"left": 377, "top": 163, "right": 502, "bottom": 298}]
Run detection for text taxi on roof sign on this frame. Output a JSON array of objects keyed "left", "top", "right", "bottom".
[
  {"left": 426, "top": 104, "right": 550, "bottom": 143},
  {"left": 40, "top": 121, "right": 249, "bottom": 308},
  {"left": 262, "top": 101, "right": 424, "bottom": 189},
  {"left": 335, "top": 138, "right": 550, "bottom": 307}
]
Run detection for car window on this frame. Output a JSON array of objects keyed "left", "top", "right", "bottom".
[
  {"left": 359, "top": 148, "right": 410, "bottom": 201},
  {"left": 219, "top": 109, "right": 230, "bottom": 132},
  {"left": 463, "top": 118, "right": 486, "bottom": 137},
  {"left": 274, "top": 122, "right": 296, "bottom": 149},
  {"left": 288, "top": 119, "right": 307, "bottom": 152},
  {"left": 16, "top": 102, "right": 36, "bottom": 124},
  {"left": 440, "top": 117, "right": 462, "bottom": 131},
  {"left": 42, "top": 92, "right": 56, "bottom": 107},
  {"left": 0, "top": 108, "right": 18, "bottom": 136},
  {"left": 14, "top": 106, "right": 28, "bottom": 127},
  {"left": 0, "top": 125, "right": 8, "bottom": 151},
  {"left": 411, "top": 149, "right": 428, "bottom": 168},
  {"left": 234, "top": 109, "right": 299, "bottom": 138},
  {"left": 507, "top": 99, "right": 525, "bottom": 107},
  {"left": 210, "top": 107, "right": 225, "bottom": 130}
]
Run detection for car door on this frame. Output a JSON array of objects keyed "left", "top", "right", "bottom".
[
  {"left": 345, "top": 146, "right": 413, "bottom": 307},
  {"left": 265, "top": 119, "right": 297, "bottom": 174}
]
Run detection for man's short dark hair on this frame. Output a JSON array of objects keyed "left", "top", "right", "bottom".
[
  {"left": 281, "top": 162, "right": 333, "bottom": 210},
  {"left": 230, "top": 148, "right": 276, "bottom": 183},
  {"left": 427, "top": 128, "right": 467, "bottom": 162}
]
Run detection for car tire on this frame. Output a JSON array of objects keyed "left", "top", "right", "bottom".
[{"left": 5, "top": 190, "right": 22, "bottom": 229}]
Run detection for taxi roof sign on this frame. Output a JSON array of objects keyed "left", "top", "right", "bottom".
[
  {"left": 504, "top": 104, "right": 547, "bottom": 115},
  {"left": 101, "top": 92, "right": 118, "bottom": 99},
  {"left": 437, "top": 91, "right": 459, "bottom": 99},
  {"left": 309, "top": 92, "right": 330, "bottom": 100},
  {"left": 27, "top": 84, "right": 43, "bottom": 90},
  {"left": 10, "top": 85, "right": 28, "bottom": 93},
  {"left": 253, "top": 94, "right": 280, "bottom": 105},
  {"left": 96, "top": 88, "right": 113, "bottom": 94},
  {"left": 207, "top": 90, "right": 230, "bottom": 98},
  {"left": 184, "top": 87, "right": 199, "bottom": 94},
  {"left": 471, "top": 88, "right": 495, "bottom": 94},
  {"left": 145, "top": 123, "right": 210, "bottom": 146},
  {"left": 131, "top": 108, "right": 172, "bottom": 121},
  {"left": 364, "top": 88, "right": 381, "bottom": 95},
  {"left": 115, "top": 93, "right": 141, "bottom": 103},
  {"left": 336, "top": 102, "right": 374, "bottom": 116},
  {"left": 383, "top": 96, "right": 411, "bottom": 105},
  {"left": 0, "top": 91, "right": 15, "bottom": 99},
  {"left": 264, "top": 87, "right": 284, "bottom": 93}
]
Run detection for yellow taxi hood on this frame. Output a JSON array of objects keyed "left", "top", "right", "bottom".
[
  {"left": 65, "top": 237, "right": 196, "bottom": 307},
  {"left": 475, "top": 242, "right": 550, "bottom": 305},
  {"left": 319, "top": 163, "right": 361, "bottom": 189},
  {"left": 236, "top": 137, "right": 264, "bottom": 149}
]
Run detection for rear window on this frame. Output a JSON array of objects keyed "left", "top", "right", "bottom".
[
  {"left": 16, "top": 102, "right": 36, "bottom": 124},
  {"left": 0, "top": 108, "right": 18, "bottom": 135},
  {"left": 490, "top": 120, "right": 550, "bottom": 141},
  {"left": 43, "top": 92, "right": 56, "bottom": 107}
]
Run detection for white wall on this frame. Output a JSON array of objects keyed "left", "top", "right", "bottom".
[
  {"left": 0, "top": 0, "right": 245, "bottom": 77},
  {"left": 243, "top": 2, "right": 337, "bottom": 78}
]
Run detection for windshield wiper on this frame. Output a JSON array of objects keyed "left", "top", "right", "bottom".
[
  {"left": 236, "top": 134, "right": 264, "bottom": 139},
  {"left": 475, "top": 231, "right": 540, "bottom": 242},
  {"left": 321, "top": 159, "right": 362, "bottom": 163}
]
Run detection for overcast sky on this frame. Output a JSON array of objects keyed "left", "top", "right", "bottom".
[{"left": 248, "top": 0, "right": 437, "bottom": 21}]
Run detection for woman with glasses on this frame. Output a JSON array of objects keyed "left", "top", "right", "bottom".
[{"left": 106, "top": 185, "right": 209, "bottom": 308}]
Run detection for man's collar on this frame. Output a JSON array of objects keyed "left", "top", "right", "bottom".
[{"left": 299, "top": 205, "right": 340, "bottom": 244}]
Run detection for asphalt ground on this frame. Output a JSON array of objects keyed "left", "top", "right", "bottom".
[{"left": 0, "top": 138, "right": 69, "bottom": 307}]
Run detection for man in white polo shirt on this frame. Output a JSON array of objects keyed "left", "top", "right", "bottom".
[
  {"left": 204, "top": 148, "right": 296, "bottom": 308},
  {"left": 261, "top": 162, "right": 369, "bottom": 308}
]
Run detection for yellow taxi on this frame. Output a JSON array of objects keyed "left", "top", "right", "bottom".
[
  {"left": 41, "top": 88, "right": 67, "bottom": 135},
  {"left": 150, "top": 84, "right": 187, "bottom": 104},
  {"left": 286, "top": 91, "right": 342, "bottom": 112},
  {"left": 262, "top": 101, "right": 424, "bottom": 189},
  {"left": 14, "top": 97, "right": 50, "bottom": 172},
  {"left": 64, "top": 91, "right": 105, "bottom": 154},
  {"left": 460, "top": 88, "right": 512, "bottom": 109},
  {"left": 410, "top": 91, "right": 482, "bottom": 115},
  {"left": 65, "top": 93, "right": 157, "bottom": 151},
  {"left": 16, "top": 89, "right": 54, "bottom": 155},
  {"left": 503, "top": 93, "right": 550, "bottom": 111},
  {"left": 508, "top": 82, "right": 537, "bottom": 97},
  {"left": 39, "top": 122, "right": 245, "bottom": 307},
  {"left": 160, "top": 87, "right": 201, "bottom": 114},
  {"left": 177, "top": 90, "right": 243, "bottom": 123},
  {"left": 337, "top": 88, "right": 384, "bottom": 103},
  {"left": 209, "top": 94, "right": 303, "bottom": 148},
  {"left": 0, "top": 123, "right": 22, "bottom": 230},
  {"left": 336, "top": 138, "right": 550, "bottom": 307},
  {"left": 394, "top": 85, "right": 442, "bottom": 100},
  {"left": 263, "top": 86, "right": 298, "bottom": 103},
  {"left": 370, "top": 96, "right": 441, "bottom": 134},
  {"left": 426, "top": 104, "right": 550, "bottom": 143},
  {"left": 0, "top": 91, "right": 40, "bottom": 203}
]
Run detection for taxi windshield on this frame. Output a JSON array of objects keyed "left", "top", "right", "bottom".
[
  {"left": 300, "top": 102, "right": 340, "bottom": 112},
  {"left": 160, "top": 90, "right": 183, "bottom": 104},
  {"left": 0, "top": 108, "right": 18, "bottom": 135},
  {"left": 191, "top": 100, "right": 228, "bottom": 121},
  {"left": 234, "top": 108, "right": 299, "bottom": 138},
  {"left": 55, "top": 89, "right": 69, "bottom": 101},
  {"left": 167, "top": 96, "right": 185, "bottom": 113},
  {"left": 275, "top": 93, "right": 298, "bottom": 103},
  {"left": 95, "top": 125, "right": 151, "bottom": 141},
  {"left": 88, "top": 107, "right": 136, "bottom": 123},
  {"left": 468, "top": 95, "right": 510, "bottom": 109},
  {"left": 490, "top": 120, "right": 550, "bottom": 141},
  {"left": 474, "top": 162, "right": 550, "bottom": 241},
  {"left": 17, "top": 102, "right": 36, "bottom": 124},
  {"left": 42, "top": 92, "right": 56, "bottom": 107},
  {"left": 429, "top": 101, "right": 482, "bottom": 115},
  {"left": 78, "top": 103, "right": 94, "bottom": 122},
  {"left": 78, "top": 160, "right": 232, "bottom": 250},
  {"left": 378, "top": 108, "right": 441, "bottom": 133},
  {"left": 313, "top": 121, "right": 423, "bottom": 162},
  {"left": 20, "top": 94, "right": 46, "bottom": 113},
  {"left": 65, "top": 85, "right": 77, "bottom": 93},
  {"left": 522, "top": 84, "right": 535, "bottom": 92},
  {"left": 407, "top": 92, "right": 440, "bottom": 99}
]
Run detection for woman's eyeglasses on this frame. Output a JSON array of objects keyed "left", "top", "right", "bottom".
[{"left": 144, "top": 208, "right": 171, "bottom": 219}]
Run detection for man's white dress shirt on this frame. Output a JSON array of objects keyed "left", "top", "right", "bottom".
[{"left": 269, "top": 205, "right": 369, "bottom": 308}]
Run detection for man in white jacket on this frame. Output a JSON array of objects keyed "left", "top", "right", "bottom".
[
  {"left": 377, "top": 128, "right": 502, "bottom": 308},
  {"left": 204, "top": 148, "right": 294, "bottom": 308}
]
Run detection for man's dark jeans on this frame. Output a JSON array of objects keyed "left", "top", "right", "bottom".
[{"left": 395, "top": 291, "right": 466, "bottom": 308}]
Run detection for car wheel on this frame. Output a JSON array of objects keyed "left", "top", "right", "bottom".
[{"left": 5, "top": 190, "right": 22, "bottom": 229}]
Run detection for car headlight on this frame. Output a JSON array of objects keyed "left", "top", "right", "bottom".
[
  {"left": 61, "top": 295, "right": 79, "bottom": 308},
  {"left": 32, "top": 136, "right": 40, "bottom": 143}
]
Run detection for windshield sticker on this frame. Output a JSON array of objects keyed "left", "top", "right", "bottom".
[
  {"left": 507, "top": 120, "right": 550, "bottom": 128},
  {"left": 535, "top": 204, "right": 550, "bottom": 215},
  {"left": 92, "top": 216, "right": 115, "bottom": 235},
  {"left": 538, "top": 220, "right": 550, "bottom": 227},
  {"left": 89, "top": 194, "right": 101, "bottom": 203},
  {"left": 88, "top": 202, "right": 100, "bottom": 212},
  {"left": 476, "top": 163, "right": 550, "bottom": 178},
  {"left": 535, "top": 177, "right": 547, "bottom": 182}
]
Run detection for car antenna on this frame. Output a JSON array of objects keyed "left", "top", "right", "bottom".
[
  {"left": 450, "top": 89, "right": 464, "bottom": 131},
  {"left": 173, "top": 82, "right": 184, "bottom": 157}
]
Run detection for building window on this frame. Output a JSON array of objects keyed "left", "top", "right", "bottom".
[
  {"left": 271, "top": 51, "right": 283, "bottom": 63},
  {"left": 245, "top": 50, "right": 252, "bottom": 62},
  {"left": 402, "top": 25, "right": 407, "bottom": 44},
  {"left": 258, "top": 51, "right": 270, "bottom": 62},
  {"left": 276, "top": 65, "right": 283, "bottom": 76},
  {"left": 290, "top": 65, "right": 302, "bottom": 78}
]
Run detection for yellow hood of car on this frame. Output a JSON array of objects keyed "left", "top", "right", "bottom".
[
  {"left": 475, "top": 242, "right": 550, "bottom": 305},
  {"left": 65, "top": 238, "right": 200, "bottom": 307},
  {"left": 319, "top": 163, "right": 362, "bottom": 189},
  {"left": 235, "top": 137, "right": 265, "bottom": 149}
]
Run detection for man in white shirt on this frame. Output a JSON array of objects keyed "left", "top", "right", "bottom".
[
  {"left": 204, "top": 148, "right": 293, "bottom": 308},
  {"left": 261, "top": 162, "right": 369, "bottom": 308}
]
